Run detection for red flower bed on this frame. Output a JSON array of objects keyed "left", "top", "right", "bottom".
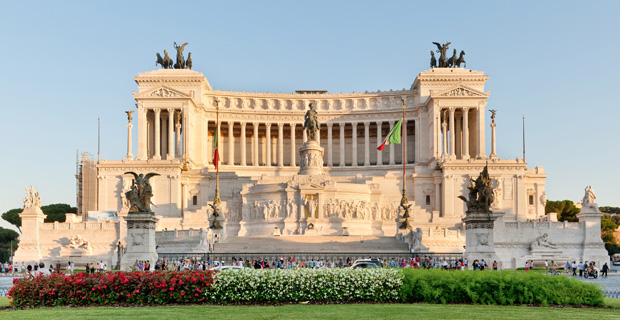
[{"left": 8, "top": 270, "right": 216, "bottom": 307}]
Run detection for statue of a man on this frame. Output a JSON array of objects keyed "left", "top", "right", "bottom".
[{"left": 303, "top": 103, "right": 319, "bottom": 141}]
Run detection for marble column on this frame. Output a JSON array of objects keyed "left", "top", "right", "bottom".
[
  {"left": 351, "top": 123, "right": 358, "bottom": 166},
  {"left": 339, "top": 122, "right": 345, "bottom": 167},
  {"left": 376, "top": 121, "right": 383, "bottom": 165},
  {"left": 477, "top": 105, "right": 486, "bottom": 159},
  {"left": 167, "top": 108, "right": 175, "bottom": 160},
  {"left": 228, "top": 121, "right": 234, "bottom": 165},
  {"left": 290, "top": 124, "right": 296, "bottom": 167},
  {"left": 175, "top": 115, "right": 181, "bottom": 157},
  {"left": 126, "top": 122, "right": 133, "bottom": 160},
  {"left": 278, "top": 123, "right": 284, "bottom": 167},
  {"left": 455, "top": 113, "right": 462, "bottom": 159},
  {"left": 441, "top": 115, "right": 447, "bottom": 157},
  {"left": 449, "top": 107, "right": 456, "bottom": 159},
  {"left": 137, "top": 105, "right": 147, "bottom": 160},
  {"left": 240, "top": 122, "right": 247, "bottom": 166},
  {"left": 462, "top": 107, "right": 470, "bottom": 160},
  {"left": 153, "top": 108, "right": 161, "bottom": 160},
  {"left": 265, "top": 123, "right": 272, "bottom": 166},
  {"left": 434, "top": 179, "right": 442, "bottom": 213},
  {"left": 316, "top": 124, "right": 320, "bottom": 144},
  {"left": 327, "top": 123, "right": 333, "bottom": 167},
  {"left": 388, "top": 120, "right": 395, "bottom": 165},
  {"left": 253, "top": 122, "right": 259, "bottom": 166},
  {"left": 490, "top": 122, "right": 498, "bottom": 159},
  {"left": 364, "top": 122, "right": 370, "bottom": 166}
]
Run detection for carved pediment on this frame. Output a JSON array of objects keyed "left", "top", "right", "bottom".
[
  {"left": 434, "top": 85, "right": 488, "bottom": 98},
  {"left": 134, "top": 86, "right": 190, "bottom": 99}
]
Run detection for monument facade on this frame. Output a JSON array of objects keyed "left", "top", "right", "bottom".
[{"left": 14, "top": 44, "right": 608, "bottom": 269}]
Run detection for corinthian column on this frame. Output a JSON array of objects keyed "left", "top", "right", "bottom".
[
  {"left": 240, "top": 122, "right": 247, "bottom": 166},
  {"left": 137, "top": 105, "right": 147, "bottom": 160},
  {"left": 389, "top": 120, "right": 395, "bottom": 165},
  {"left": 364, "top": 122, "right": 370, "bottom": 166},
  {"left": 352, "top": 122, "right": 358, "bottom": 166},
  {"left": 126, "top": 121, "right": 133, "bottom": 160},
  {"left": 253, "top": 122, "right": 259, "bottom": 166},
  {"left": 441, "top": 113, "right": 447, "bottom": 157},
  {"left": 327, "top": 123, "right": 333, "bottom": 167},
  {"left": 449, "top": 107, "right": 455, "bottom": 159},
  {"left": 278, "top": 123, "right": 284, "bottom": 167},
  {"left": 290, "top": 124, "right": 296, "bottom": 167},
  {"left": 462, "top": 107, "right": 470, "bottom": 160},
  {"left": 167, "top": 108, "right": 175, "bottom": 160},
  {"left": 228, "top": 121, "right": 234, "bottom": 165},
  {"left": 265, "top": 123, "right": 272, "bottom": 166},
  {"left": 376, "top": 121, "right": 383, "bottom": 165},
  {"left": 339, "top": 122, "right": 345, "bottom": 167},
  {"left": 153, "top": 108, "right": 161, "bottom": 160}
]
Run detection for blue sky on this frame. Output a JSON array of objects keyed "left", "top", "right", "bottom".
[{"left": 1, "top": 1, "right": 619, "bottom": 230}]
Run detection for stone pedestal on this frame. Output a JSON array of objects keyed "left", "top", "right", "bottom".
[
  {"left": 577, "top": 205, "right": 609, "bottom": 267},
  {"left": 120, "top": 213, "right": 159, "bottom": 271},
  {"left": 14, "top": 206, "right": 46, "bottom": 263},
  {"left": 462, "top": 211, "right": 504, "bottom": 269},
  {"left": 298, "top": 141, "right": 324, "bottom": 175}
]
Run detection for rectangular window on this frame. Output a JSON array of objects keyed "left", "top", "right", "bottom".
[
  {"left": 192, "top": 195, "right": 198, "bottom": 206},
  {"left": 528, "top": 195, "right": 534, "bottom": 206},
  {"left": 426, "top": 195, "right": 431, "bottom": 206}
]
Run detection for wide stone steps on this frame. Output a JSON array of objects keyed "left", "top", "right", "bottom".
[{"left": 213, "top": 235, "right": 409, "bottom": 253}]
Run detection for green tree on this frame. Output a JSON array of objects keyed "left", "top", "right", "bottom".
[
  {"left": 545, "top": 200, "right": 580, "bottom": 222},
  {"left": 600, "top": 206, "right": 620, "bottom": 215},
  {"left": 1, "top": 203, "right": 77, "bottom": 233},
  {"left": 0, "top": 227, "right": 19, "bottom": 262}
]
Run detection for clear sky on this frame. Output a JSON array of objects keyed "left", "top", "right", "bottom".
[{"left": 1, "top": 1, "right": 619, "bottom": 231}]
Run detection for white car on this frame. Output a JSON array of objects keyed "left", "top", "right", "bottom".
[{"left": 211, "top": 266, "right": 246, "bottom": 271}]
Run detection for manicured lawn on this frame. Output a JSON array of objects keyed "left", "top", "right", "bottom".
[{"left": 0, "top": 300, "right": 619, "bottom": 319}]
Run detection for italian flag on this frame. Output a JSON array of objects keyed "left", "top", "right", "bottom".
[
  {"left": 377, "top": 118, "right": 403, "bottom": 151},
  {"left": 213, "top": 124, "right": 220, "bottom": 169}
]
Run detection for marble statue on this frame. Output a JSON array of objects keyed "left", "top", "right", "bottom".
[
  {"left": 581, "top": 185, "right": 597, "bottom": 208},
  {"left": 530, "top": 233, "right": 558, "bottom": 250},
  {"left": 303, "top": 103, "right": 319, "bottom": 141},
  {"left": 412, "top": 228, "right": 423, "bottom": 248},
  {"left": 124, "top": 172, "right": 160, "bottom": 213},
  {"left": 23, "top": 185, "right": 42, "bottom": 209}
]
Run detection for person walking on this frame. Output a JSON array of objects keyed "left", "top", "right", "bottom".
[
  {"left": 602, "top": 263, "right": 609, "bottom": 277},
  {"left": 571, "top": 261, "right": 577, "bottom": 276},
  {"left": 578, "top": 262, "right": 584, "bottom": 277}
]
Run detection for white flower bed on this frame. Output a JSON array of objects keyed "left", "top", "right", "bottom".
[{"left": 209, "top": 268, "right": 402, "bottom": 303}]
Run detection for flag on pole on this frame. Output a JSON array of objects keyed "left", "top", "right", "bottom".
[
  {"left": 377, "top": 118, "right": 403, "bottom": 151},
  {"left": 213, "top": 124, "right": 220, "bottom": 169}
]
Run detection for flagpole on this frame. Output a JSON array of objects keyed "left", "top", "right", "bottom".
[
  {"left": 399, "top": 98, "right": 411, "bottom": 229},
  {"left": 214, "top": 99, "right": 221, "bottom": 206}
]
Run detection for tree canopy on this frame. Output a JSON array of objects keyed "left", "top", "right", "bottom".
[
  {"left": 545, "top": 200, "right": 580, "bottom": 222},
  {"left": 0, "top": 227, "right": 19, "bottom": 262},
  {"left": 1, "top": 203, "right": 77, "bottom": 233}
]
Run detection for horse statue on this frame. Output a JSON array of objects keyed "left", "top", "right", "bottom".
[
  {"left": 156, "top": 51, "right": 173, "bottom": 69},
  {"left": 186, "top": 52, "right": 193, "bottom": 70},
  {"left": 432, "top": 42, "right": 451, "bottom": 67},
  {"left": 430, "top": 51, "right": 437, "bottom": 68},
  {"left": 447, "top": 49, "right": 457, "bottom": 68},
  {"left": 455, "top": 51, "right": 466, "bottom": 68},
  {"left": 173, "top": 42, "right": 189, "bottom": 69}
]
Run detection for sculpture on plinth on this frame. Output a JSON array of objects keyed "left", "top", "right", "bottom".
[
  {"left": 432, "top": 42, "right": 451, "bottom": 68},
  {"left": 23, "top": 185, "right": 41, "bottom": 209},
  {"left": 530, "top": 233, "right": 558, "bottom": 250},
  {"left": 124, "top": 172, "right": 160, "bottom": 214},
  {"left": 156, "top": 50, "right": 173, "bottom": 69},
  {"left": 67, "top": 235, "right": 92, "bottom": 251},
  {"left": 303, "top": 103, "right": 320, "bottom": 141},
  {"left": 581, "top": 185, "right": 597, "bottom": 208},
  {"left": 458, "top": 165, "right": 495, "bottom": 213},
  {"left": 156, "top": 43, "right": 191, "bottom": 70},
  {"left": 431, "top": 42, "right": 466, "bottom": 68},
  {"left": 125, "top": 110, "right": 134, "bottom": 122}
]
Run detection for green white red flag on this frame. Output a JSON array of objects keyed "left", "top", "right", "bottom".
[{"left": 377, "top": 118, "right": 402, "bottom": 151}]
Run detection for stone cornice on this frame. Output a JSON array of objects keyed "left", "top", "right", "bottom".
[{"left": 204, "top": 110, "right": 419, "bottom": 123}]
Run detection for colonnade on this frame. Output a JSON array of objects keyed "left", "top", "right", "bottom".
[
  {"left": 206, "top": 119, "right": 415, "bottom": 168},
  {"left": 137, "top": 108, "right": 183, "bottom": 161},
  {"left": 437, "top": 106, "right": 484, "bottom": 160}
]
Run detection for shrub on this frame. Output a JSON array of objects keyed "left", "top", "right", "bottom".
[
  {"left": 209, "top": 268, "right": 402, "bottom": 303},
  {"left": 399, "top": 269, "right": 604, "bottom": 306},
  {"left": 8, "top": 270, "right": 215, "bottom": 307}
]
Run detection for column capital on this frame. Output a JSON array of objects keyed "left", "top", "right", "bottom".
[
  {"left": 290, "top": 123, "right": 296, "bottom": 128},
  {"left": 340, "top": 122, "right": 346, "bottom": 127},
  {"left": 277, "top": 123, "right": 284, "bottom": 128},
  {"left": 327, "top": 123, "right": 333, "bottom": 128},
  {"left": 252, "top": 122, "right": 259, "bottom": 126},
  {"left": 462, "top": 107, "right": 470, "bottom": 113},
  {"left": 448, "top": 107, "right": 456, "bottom": 113},
  {"left": 389, "top": 120, "right": 395, "bottom": 125},
  {"left": 240, "top": 122, "right": 247, "bottom": 128},
  {"left": 153, "top": 107, "right": 161, "bottom": 113},
  {"left": 376, "top": 121, "right": 382, "bottom": 126},
  {"left": 265, "top": 122, "right": 272, "bottom": 128},
  {"left": 364, "top": 121, "right": 370, "bottom": 127},
  {"left": 351, "top": 122, "right": 358, "bottom": 128},
  {"left": 227, "top": 120, "right": 234, "bottom": 126},
  {"left": 166, "top": 107, "right": 174, "bottom": 113}
]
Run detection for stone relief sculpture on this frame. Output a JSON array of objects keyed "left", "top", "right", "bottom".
[
  {"left": 67, "top": 235, "right": 92, "bottom": 251},
  {"left": 581, "top": 185, "right": 597, "bottom": 208},
  {"left": 490, "top": 179, "right": 502, "bottom": 209},
  {"left": 530, "top": 233, "right": 558, "bottom": 250},
  {"left": 458, "top": 165, "right": 495, "bottom": 213},
  {"left": 412, "top": 228, "right": 423, "bottom": 248},
  {"left": 304, "top": 195, "right": 318, "bottom": 218},
  {"left": 23, "top": 185, "right": 41, "bottom": 209},
  {"left": 303, "top": 103, "right": 319, "bottom": 141},
  {"left": 124, "top": 172, "right": 160, "bottom": 214}
]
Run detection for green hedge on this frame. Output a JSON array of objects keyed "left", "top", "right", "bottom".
[{"left": 399, "top": 269, "right": 604, "bottom": 306}]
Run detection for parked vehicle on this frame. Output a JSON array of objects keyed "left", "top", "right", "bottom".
[
  {"left": 612, "top": 254, "right": 620, "bottom": 266},
  {"left": 350, "top": 259, "right": 382, "bottom": 269}
]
